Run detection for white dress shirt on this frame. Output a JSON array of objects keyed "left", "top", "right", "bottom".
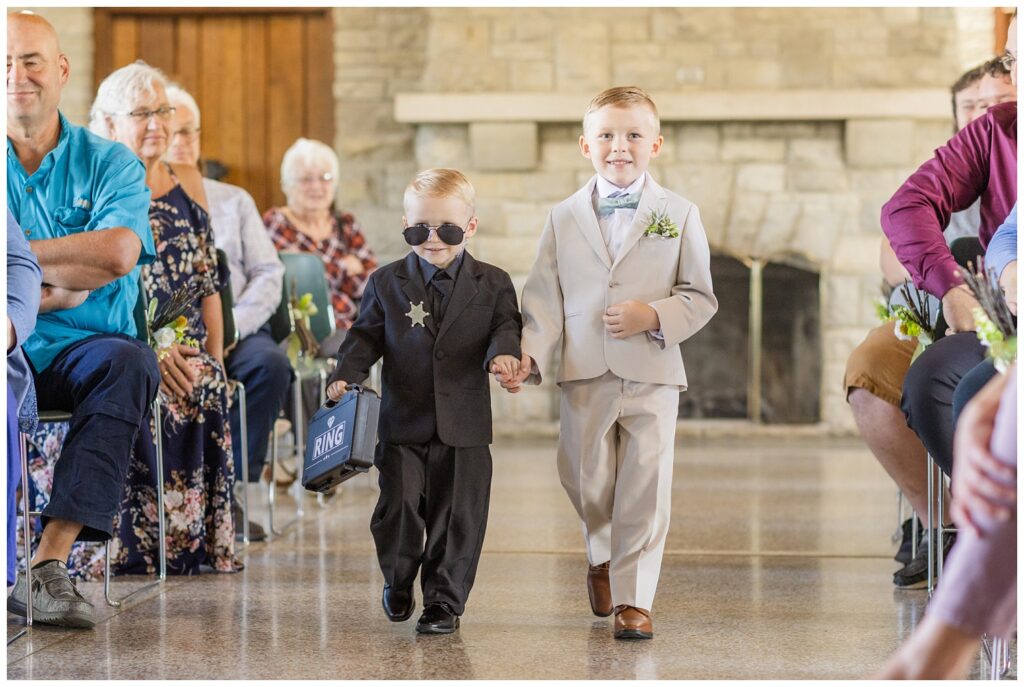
[{"left": 202, "top": 178, "right": 285, "bottom": 339}]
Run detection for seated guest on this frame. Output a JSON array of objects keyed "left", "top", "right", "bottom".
[
  {"left": 877, "top": 366, "right": 1016, "bottom": 679},
  {"left": 165, "top": 84, "right": 290, "bottom": 540},
  {"left": 881, "top": 18, "right": 1017, "bottom": 583},
  {"left": 7, "top": 210, "right": 43, "bottom": 588},
  {"left": 74, "top": 60, "right": 241, "bottom": 575},
  {"left": 844, "top": 58, "right": 1014, "bottom": 585},
  {"left": 264, "top": 137, "right": 378, "bottom": 342},
  {"left": 6, "top": 12, "right": 160, "bottom": 628},
  {"left": 264, "top": 138, "right": 378, "bottom": 469},
  {"left": 950, "top": 203, "right": 1017, "bottom": 427}
]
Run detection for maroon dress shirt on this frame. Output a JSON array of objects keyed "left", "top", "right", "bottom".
[{"left": 881, "top": 101, "right": 1017, "bottom": 297}]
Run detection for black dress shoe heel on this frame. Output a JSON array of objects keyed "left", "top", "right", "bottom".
[{"left": 382, "top": 584, "right": 415, "bottom": 622}]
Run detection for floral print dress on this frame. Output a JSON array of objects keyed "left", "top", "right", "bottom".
[{"left": 24, "top": 174, "right": 239, "bottom": 578}]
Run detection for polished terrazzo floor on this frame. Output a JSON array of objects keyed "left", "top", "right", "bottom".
[{"left": 6, "top": 436, "right": 1015, "bottom": 679}]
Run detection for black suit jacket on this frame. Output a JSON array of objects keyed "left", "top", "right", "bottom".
[{"left": 330, "top": 250, "right": 522, "bottom": 447}]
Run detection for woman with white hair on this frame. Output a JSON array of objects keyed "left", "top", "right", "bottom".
[
  {"left": 263, "top": 138, "right": 377, "bottom": 334},
  {"left": 29, "top": 60, "right": 240, "bottom": 578}
]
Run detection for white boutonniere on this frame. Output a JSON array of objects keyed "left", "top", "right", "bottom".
[{"left": 642, "top": 208, "right": 679, "bottom": 238}]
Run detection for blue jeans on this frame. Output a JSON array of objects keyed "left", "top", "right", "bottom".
[{"left": 32, "top": 334, "right": 159, "bottom": 541}]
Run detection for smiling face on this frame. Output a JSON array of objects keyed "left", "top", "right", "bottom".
[
  {"left": 403, "top": 193, "right": 477, "bottom": 269},
  {"left": 6, "top": 13, "right": 67, "bottom": 133},
  {"left": 109, "top": 80, "right": 171, "bottom": 162},
  {"left": 579, "top": 103, "right": 663, "bottom": 188}
]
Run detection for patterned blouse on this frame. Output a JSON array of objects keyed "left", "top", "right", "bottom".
[{"left": 263, "top": 207, "right": 378, "bottom": 330}]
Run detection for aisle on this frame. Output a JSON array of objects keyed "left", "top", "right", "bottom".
[{"left": 6, "top": 437, "right": 1007, "bottom": 679}]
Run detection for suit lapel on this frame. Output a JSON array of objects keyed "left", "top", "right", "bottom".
[
  {"left": 396, "top": 252, "right": 438, "bottom": 337},
  {"left": 569, "top": 176, "right": 612, "bottom": 270},
  {"left": 436, "top": 251, "right": 481, "bottom": 343},
  {"left": 611, "top": 175, "right": 667, "bottom": 271}
]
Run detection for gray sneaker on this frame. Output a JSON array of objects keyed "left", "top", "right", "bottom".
[{"left": 7, "top": 560, "right": 96, "bottom": 628}]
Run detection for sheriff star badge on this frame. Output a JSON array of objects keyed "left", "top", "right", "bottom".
[{"left": 406, "top": 301, "right": 430, "bottom": 328}]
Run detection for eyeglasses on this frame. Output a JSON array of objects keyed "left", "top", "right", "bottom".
[
  {"left": 171, "top": 127, "right": 201, "bottom": 140},
  {"left": 294, "top": 172, "right": 334, "bottom": 186},
  {"left": 113, "top": 106, "right": 177, "bottom": 122},
  {"left": 402, "top": 223, "right": 467, "bottom": 246},
  {"left": 999, "top": 51, "right": 1016, "bottom": 72}
]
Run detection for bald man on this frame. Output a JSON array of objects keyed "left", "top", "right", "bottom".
[{"left": 6, "top": 11, "right": 159, "bottom": 628}]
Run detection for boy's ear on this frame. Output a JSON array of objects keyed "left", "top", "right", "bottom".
[
  {"left": 401, "top": 215, "right": 408, "bottom": 228},
  {"left": 579, "top": 134, "right": 592, "bottom": 159},
  {"left": 464, "top": 216, "right": 479, "bottom": 238},
  {"left": 650, "top": 134, "right": 664, "bottom": 158}
]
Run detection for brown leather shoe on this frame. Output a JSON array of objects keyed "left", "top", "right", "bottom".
[
  {"left": 614, "top": 605, "right": 653, "bottom": 639},
  {"left": 587, "top": 562, "right": 613, "bottom": 617}
]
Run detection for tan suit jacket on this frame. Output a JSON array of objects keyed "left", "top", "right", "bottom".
[{"left": 521, "top": 174, "right": 718, "bottom": 390}]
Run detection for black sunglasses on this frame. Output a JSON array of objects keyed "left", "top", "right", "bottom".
[{"left": 403, "top": 223, "right": 466, "bottom": 246}]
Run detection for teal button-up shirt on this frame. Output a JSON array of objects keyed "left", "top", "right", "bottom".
[{"left": 7, "top": 112, "right": 155, "bottom": 372}]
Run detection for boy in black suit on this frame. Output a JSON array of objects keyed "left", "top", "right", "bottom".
[{"left": 326, "top": 168, "right": 522, "bottom": 634}]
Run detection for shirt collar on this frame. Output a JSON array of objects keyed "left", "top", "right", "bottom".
[
  {"left": 417, "top": 250, "right": 464, "bottom": 285},
  {"left": 595, "top": 172, "right": 646, "bottom": 200},
  {"left": 7, "top": 111, "right": 71, "bottom": 180}
]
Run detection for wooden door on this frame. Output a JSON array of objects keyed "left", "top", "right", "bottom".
[{"left": 93, "top": 8, "right": 334, "bottom": 212}]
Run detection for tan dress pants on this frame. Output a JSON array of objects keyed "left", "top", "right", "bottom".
[{"left": 557, "top": 370, "right": 679, "bottom": 611}]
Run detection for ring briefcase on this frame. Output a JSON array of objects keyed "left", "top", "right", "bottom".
[{"left": 302, "top": 385, "right": 380, "bottom": 493}]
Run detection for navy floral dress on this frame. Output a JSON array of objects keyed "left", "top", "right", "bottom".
[{"left": 24, "top": 172, "right": 239, "bottom": 578}]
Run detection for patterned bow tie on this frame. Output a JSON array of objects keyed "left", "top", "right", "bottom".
[{"left": 597, "top": 192, "right": 640, "bottom": 217}]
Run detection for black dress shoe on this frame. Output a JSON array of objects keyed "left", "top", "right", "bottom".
[
  {"left": 382, "top": 584, "right": 415, "bottom": 622},
  {"left": 415, "top": 603, "right": 460, "bottom": 634}
]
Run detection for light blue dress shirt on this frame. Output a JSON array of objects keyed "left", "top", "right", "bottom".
[
  {"left": 7, "top": 209, "right": 42, "bottom": 429},
  {"left": 985, "top": 204, "right": 1017, "bottom": 280},
  {"left": 7, "top": 112, "right": 155, "bottom": 372}
]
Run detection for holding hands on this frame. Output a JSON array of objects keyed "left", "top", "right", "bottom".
[
  {"left": 326, "top": 380, "right": 349, "bottom": 403},
  {"left": 492, "top": 352, "right": 532, "bottom": 393}
]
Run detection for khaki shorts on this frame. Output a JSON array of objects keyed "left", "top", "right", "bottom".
[{"left": 843, "top": 322, "right": 919, "bottom": 407}]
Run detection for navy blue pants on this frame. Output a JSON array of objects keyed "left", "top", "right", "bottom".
[
  {"left": 952, "top": 359, "right": 999, "bottom": 434},
  {"left": 226, "top": 325, "right": 293, "bottom": 482},
  {"left": 32, "top": 334, "right": 160, "bottom": 541}
]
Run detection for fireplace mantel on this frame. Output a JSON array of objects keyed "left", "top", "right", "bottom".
[{"left": 394, "top": 89, "right": 949, "bottom": 124}]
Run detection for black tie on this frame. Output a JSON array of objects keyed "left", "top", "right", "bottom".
[{"left": 430, "top": 270, "right": 453, "bottom": 323}]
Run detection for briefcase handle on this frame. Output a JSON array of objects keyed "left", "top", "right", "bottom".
[{"left": 323, "top": 383, "right": 370, "bottom": 409}]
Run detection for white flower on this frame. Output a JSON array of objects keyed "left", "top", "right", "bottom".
[
  {"left": 153, "top": 326, "right": 176, "bottom": 348},
  {"left": 893, "top": 321, "right": 914, "bottom": 342}
]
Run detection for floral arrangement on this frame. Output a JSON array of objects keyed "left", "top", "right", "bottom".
[
  {"left": 878, "top": 281, "right": 936, "bottom": 351},
  {"left": 642, "top": 208, "right": 680, "bottom": 239},
  {"left": 961, "top": 260, "right": 1016, "bottom": 372},
  {"left": 146, "top": 284, "right": 201, "bottom": 361}
]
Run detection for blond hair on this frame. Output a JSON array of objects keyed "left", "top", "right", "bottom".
[
  {"left": 403, "top": 168, "right": 475, "bottom": 210},
  {"left": 583, "top": 86, "right": 660, "bottom": 134}
]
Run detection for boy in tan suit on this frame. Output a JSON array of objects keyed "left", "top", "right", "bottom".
[{"left": 498, "top": 87, "right": 717, "bottom": 639}]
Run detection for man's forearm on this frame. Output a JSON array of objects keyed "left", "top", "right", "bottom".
[{"left": 31, "top": 228, "right": 142, "bottom": 290}]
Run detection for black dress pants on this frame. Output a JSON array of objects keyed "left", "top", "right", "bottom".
[
  {"left": 371, "top": 437, "right": 492, "bottom": 616},
  {"left": 901, "top": 332, "right": 985, "bottom": 476}
]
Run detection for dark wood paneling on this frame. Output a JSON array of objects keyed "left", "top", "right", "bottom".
[
  {"left": 92, "top": 8, "right": 334, "bottom": 212},
  {"left": 266, "top": 14, "right": 306, "bottom": 209}
]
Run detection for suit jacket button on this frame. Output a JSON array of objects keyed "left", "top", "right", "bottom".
[{"left": 435, "top": 350, "right": 445, "bottom": 360}]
